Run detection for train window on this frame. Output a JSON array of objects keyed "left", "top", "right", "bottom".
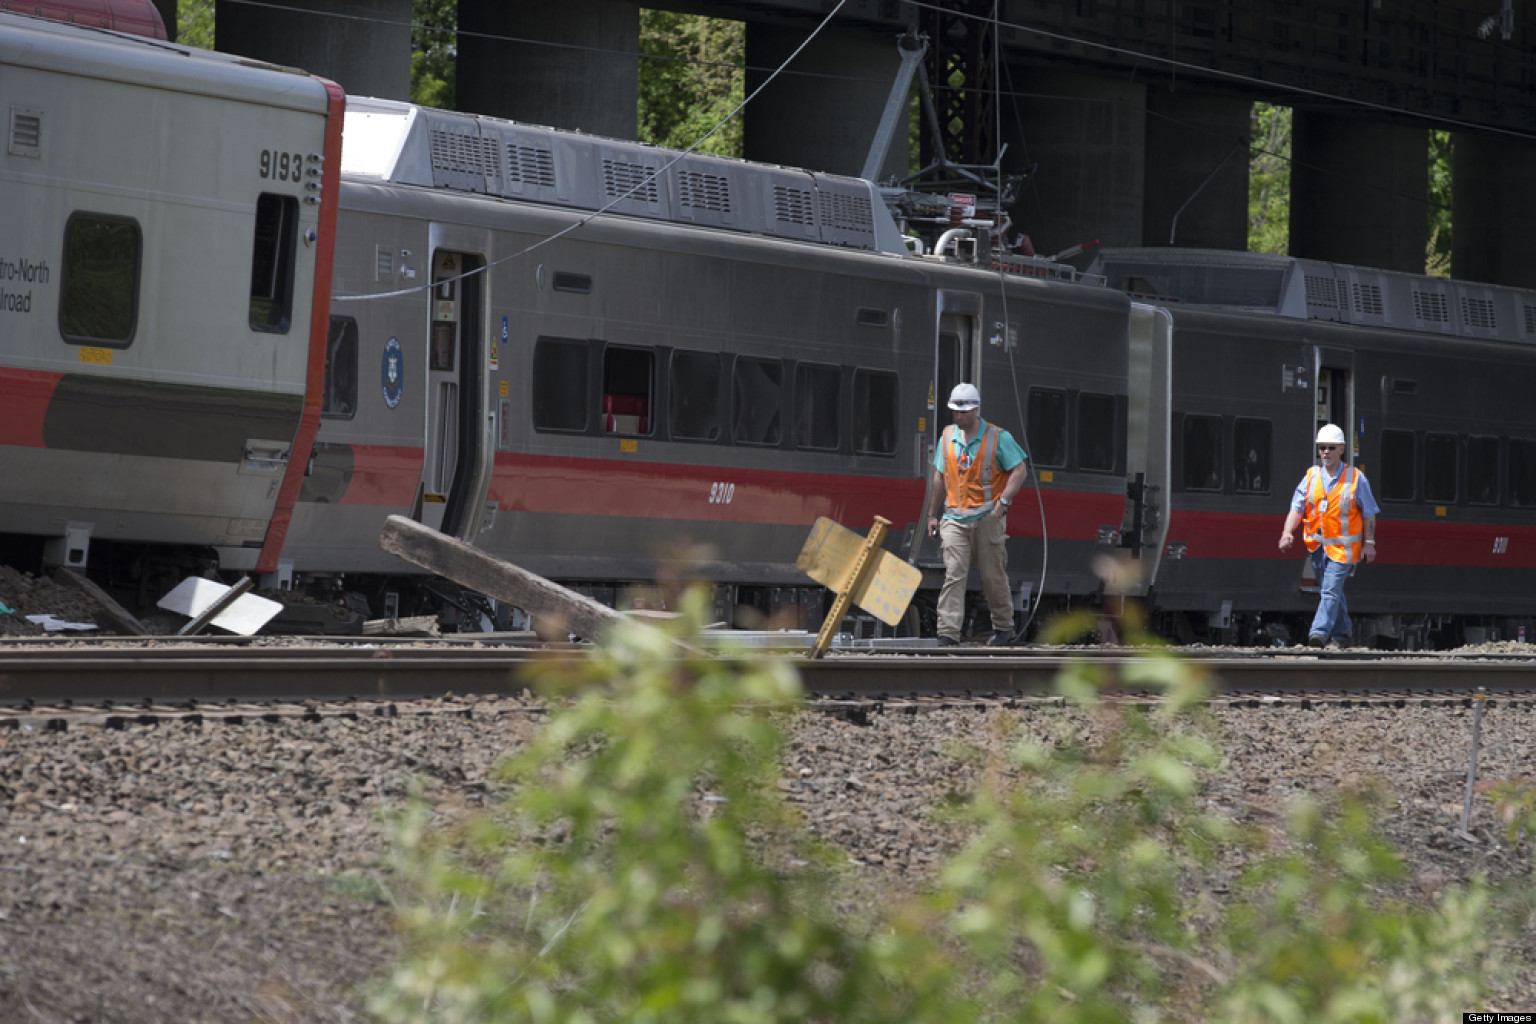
[
  {"left": 1467, "top": 436, "right": 1499, "bottom": 506},
  {"left": 532, "top": 338, "right": 589, "bottom": 433},
  {"left": 248, "top": 193, "right": 298, "bottom": 333},
  {"left": 1076, "top": 393, "right": 1116, "bottom": 473},
  {"left": 936, "top": 331, "right": 970, "bottom": 415},
  {"left": 1509, "top": 439, "right": 1536, "bottom": 507},
  {"left": 602, "top": 346, "right": 653, "bottom": 436},
  {"left": 734, "top": 357, "right": 783, "bottom": 447},
  {"left": 794, "top": 363, "right": 842, "bottom": 451},
  {"left": 59, "top": 213, "right": 140, "bottom": 346},
  {"left": 1181, "top": 415, "right": 1222, "bottom": 491},
  {"left": 1379, "top": 430, "right": 1416, "bottom": 501},
  {"left": 321, "top": 316, "right": 358, "bottom": 420},
  {"left": 1027, "top": 389, "right": 1067, "bottom": 468},
  {"left": 854, "top": 369, "right": 898, "bottom": 456},
  {"left": 1233, "top": 418, "right": 1271, "bottom": 494},
  {"left": 669, "top": 350, "right": 721, "bottom": 442},
  {"left": 1424, "top": 433, "right": 1458, "bottom": 503}
]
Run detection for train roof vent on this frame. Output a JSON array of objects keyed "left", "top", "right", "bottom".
[
  {"left": 677, "top": 169, "right": 732, "bottom": 214},
  {"left": 814, "top": 180, "right": 876, "bottom": 247},
  {"left": 427, "top": 120, "right": 500, "bottom": 192},
  {"left": 7, "top": 106, "right": 40, "bottom": 158},
  {"left": 1524, "top": 303, "right": 1536, "bottom": 336},
  {"left": 1351, "top": 280, "right": 1385, "bottom": 318},
  {"left": 375, "top": 245, "right": 394, "bottom": 283},
  {"left": 1460, "top": 294, "right": 1498, "bottom": 331},
  {"left": 507, "top": 144, "right": 557, "bottom": 190},
  {"left": 602, "top": 157, "right": 660, "bottom": 206},
  {"left": 1304, "top": 274, "right": 1340, "bottom": 311},
  {"left": 1411, "top": 288, "right": 1450, "bottom": 325},
  {"left": 773, "top": 183, "right": 816, "bottom": 227}
]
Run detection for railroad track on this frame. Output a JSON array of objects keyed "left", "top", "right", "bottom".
[{"left": 3, "top": 637, "right": 1536, "bottom": 715}]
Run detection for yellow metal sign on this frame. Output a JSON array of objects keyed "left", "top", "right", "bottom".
[{"left": 796, "top": 516, "right": 921, "bottom": 629}]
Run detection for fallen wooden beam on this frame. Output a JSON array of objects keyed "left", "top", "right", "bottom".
[
  {"left": 54, "top": 567, "right": 150, "bottom": 636},
  {"left": 378, "top": 514, "right": 625, "bottom": 643}
]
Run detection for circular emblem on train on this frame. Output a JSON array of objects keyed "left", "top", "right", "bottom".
[{"left": 381, "top": 337, "right": 403, "bottom": 409}]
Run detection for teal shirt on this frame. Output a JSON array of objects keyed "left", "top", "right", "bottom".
[{"left": 932, "top": 418, "right": 1027, "bottom": 522}]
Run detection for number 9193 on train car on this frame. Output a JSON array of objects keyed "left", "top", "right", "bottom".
[{"left": 258, "top": 149, "right": 305, "bottom": 183}]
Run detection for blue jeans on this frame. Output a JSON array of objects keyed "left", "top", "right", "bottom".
[{"left": 1309, "top": 547, "right": 1353, "bottom": 642}]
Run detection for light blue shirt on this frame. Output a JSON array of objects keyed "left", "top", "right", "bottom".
[
  {"left": 933, "top": 418, "right": 1027, "bottom": 522},
  {"left": 1290, "top": 463, "right": 1380, "bottom": 519}
]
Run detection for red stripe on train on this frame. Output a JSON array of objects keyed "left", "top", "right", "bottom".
[
  {"left": 0, "top": 369, "right": 60, "bottom": 449},
  {"left": 335, "top": 446, "right": 1128, "bottom": 539},
  {"left": 1166, "top": 509, "right": 1536, "bottom": 569}
]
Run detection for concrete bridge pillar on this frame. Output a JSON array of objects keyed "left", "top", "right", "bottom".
[
  {"left": 1289, "top": 110, "right": 1427, "bottom": 273},
  {"left": 995, "top": 67, "right": 1145, "bottom": 259},
  {"left": 1142, "top": 88, "right": 1250, "bottom": 250},
  {"left": 743, "top": 25, "right": 910, "bottom": 180},
  {"left": 457, "top": 0, "right": 639, "bottom": 138},
  {"left": 215, "top": 0, "right": 410, "bottom": 100},
  {"left": 1452, "top": 131, "right": 1536, "bottom": 289}
]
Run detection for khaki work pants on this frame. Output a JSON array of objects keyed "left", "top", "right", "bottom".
[{"left": 937, "top": 513, "right": 1013, "bottom": 640}]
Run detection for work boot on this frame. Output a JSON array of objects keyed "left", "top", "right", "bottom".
[
  {"left": 986, "top": 631, "right": 1013, "bottom": 647},
  {"left": 936, "top": 635, "right": 960, "bottom": 647},
  {"left": 1307, "top": 634, "right": 1327, "bottom": 648}
]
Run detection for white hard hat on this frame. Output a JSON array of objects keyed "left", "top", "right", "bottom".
[
  {"left": 948, "top": 382, "right": 980, "bottom": 410},
  {"left": 1316, "top": 423, "right": 1346, "bottom": 445}
]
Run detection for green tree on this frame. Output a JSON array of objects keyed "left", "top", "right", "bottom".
[
  {"left": 176, "top": 0, "right": 213, "bottom": 49},
  {"left": 638, "top": 10, "right": 744, "bottom": 157},
  {"left": 411, "top": 0, "right": 456, "bottom": 109},
  {"left": 1428, "top": 129, "right": 1453, "bottom": 278},
  {"left": 1249, "top": 102, "right": 1291, "bottom": 256}
]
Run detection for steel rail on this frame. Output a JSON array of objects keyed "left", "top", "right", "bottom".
[{"left": 2, "top": 645, "right": 1536, "bottom": 707}]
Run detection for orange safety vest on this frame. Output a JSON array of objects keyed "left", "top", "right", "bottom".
[
  {"left": 1302, "top": 464, "right": 1365, "bottom": 564},
  {"left": 942, "top": 423, "right": 1010, "bottom": 516}
]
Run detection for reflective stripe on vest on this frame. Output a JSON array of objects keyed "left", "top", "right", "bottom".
[
  {"left": 1302, "top": 465, "right": 1364, "bottom": 563},
  {"left": 942, "top": 423, "right": 1007, "bottom": 515}
]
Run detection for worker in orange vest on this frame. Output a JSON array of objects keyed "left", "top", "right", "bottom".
[
  {"left": 923, "top": 383, "right": 1029, "bottom": 647},
  {"left": 1278, "top": 423, "right": 1379, "bottom": 648}
]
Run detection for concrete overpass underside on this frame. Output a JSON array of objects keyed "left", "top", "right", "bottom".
[{"left": 212, "top": 0, "right": 1536, "bottom": 286}]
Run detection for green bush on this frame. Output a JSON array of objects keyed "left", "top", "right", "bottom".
[{"left": 369, "top": 595, "right": 1500, "bottom": 1023}]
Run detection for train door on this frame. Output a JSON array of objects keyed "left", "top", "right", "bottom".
[
  {"left": 911, "top": 292, "right": 981, "bottom": 567},
  {"left": 1301, "top": 351, "right": 1355, "bottom": 587},
  {"left": 420, "top": 248, "right": 493, "bottom": 541},
  {"left": 1120, "top": 304, "right": 1172, "bottom": 591}
]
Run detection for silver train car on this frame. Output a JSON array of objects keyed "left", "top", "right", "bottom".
[
  {"left": 7, "top": 11, "right": 1536, "bottom": 645},
  {"left": 0, "top": 12, "right": 344, "bottom": 600},
  {"left": 279, "top": 95, "right": 1162, "bottom": 629}
]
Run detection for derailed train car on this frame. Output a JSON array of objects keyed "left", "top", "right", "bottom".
[
  {"left": 4, "top": 9, "right": 1536, "bottom": 646},
  {"left": 0, "top": 11, "right": 344, "bottom": 600}
]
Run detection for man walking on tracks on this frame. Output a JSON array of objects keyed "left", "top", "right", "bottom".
[
  {"left": 1278, "top": 423, "right": 1379, "bottom": 648},
  {"left": 924, "top": 383, "right": 1028, "bottom": 646}
]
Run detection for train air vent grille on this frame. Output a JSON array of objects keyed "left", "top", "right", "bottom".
[
  {"left": 1461, "top": 295, "right": 1498, "bottom": 330},
  {"left": 8, "top": 107, "right": 40, "bottom": 157},
  {"left": 1524, "top": 304, "right": 1536, "bottom": 335},
  {"left": 677, "top": 170, "right": 732, "bottom": 213},
  {"left": 507, "top": 145, "right": 556, "bottom": 188},
  {"left": 1412, "top": 290, "right": 1449, "bottom": 323},
  {"left": 375, "top": 246, "right": 394, "bottom": 282},
  {"left": 773, "top": 185, "right": 815, "bottom": 226},
  {"left": 602, "top": 159, "right": 659, "bottom": 203},
  {"left": 856, "top": 308, "right": 890, "bottom": 327},
  {"left": 429, "top": 130, "right": 498, "bottom": 177},
  {"left": 818, "top": 191, "right": 873, "bottom": 233},
  {"left": 1304, "top": 274, "right": 1338, "bottom": 309},
  {"left": 1352, "top": 281, "right": 1384, "bottom": 317}
]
